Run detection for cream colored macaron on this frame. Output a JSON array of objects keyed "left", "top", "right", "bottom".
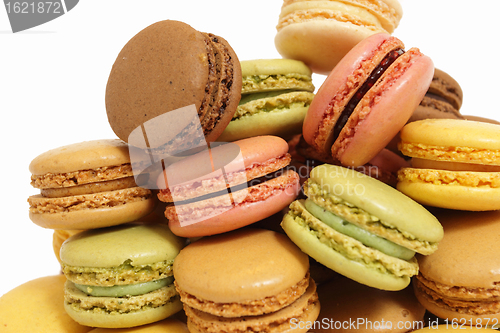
[
  {"left": 275, "top": 0, "right": 403, "bottom": 74},
  {"left": 28, "top": 139, "right": 156, "bottom": 230},
  {"left": 0, "top": 275, "right": 92, "bottom": 333}
]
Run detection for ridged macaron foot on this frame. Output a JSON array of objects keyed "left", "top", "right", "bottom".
[
  {"left": 315, "top": 277, "right": 425, "bottom": 332},
  {"left": 397, "top": 119, "right": 500, "bottom": 211},
  {"left": 60, "top": 224, "right": 185, "bottom": 328},
  {"left": 105, "top": 20, "right": 242, "bottom": 151},
  {"left": 275, "top": 0, "right": 403, "bottom": 74},
  {"left": 157, "top": 136, "right": 300, "bottom": 238},
  {"left": 28, "top": 139, "right": 156, "bottom": 230},
  {"left": 281, "top": 164, "right": 443, "bottom": 291},
  {"left": 302, "top": 33, "right": 434, "bottom": 167},
  {"left": 413, "top": 210, "right": 500, "bottom": 327},
  {"left": 0, "top": 275, "right": 92, "bottom": 333},
  {"left": 218, "top": 59, "right": 315, "bottom": 142},
  {"left": 173, "top": 228, "right": 320, "bottom": 333}
]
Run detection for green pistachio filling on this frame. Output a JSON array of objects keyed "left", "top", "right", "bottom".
[
  {"left": 234, "top": 90, "right": 314, "bottom": 119},
  {"left": 304, "top": 199, "right": 415, "bottom": 260},
  {"left": 242, "top": 74, "right": 315, "bottom": 94},
  {"left": 74, "top": 276, "right": 174, "bottom": 297},
  {"left": 62, "top": 259, "right": 175, "bottom": 286}
]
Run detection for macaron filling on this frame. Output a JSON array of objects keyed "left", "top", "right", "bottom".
[
  {"left": 74, "top": 276, "right": 174, "bottom": 297},
  {"left": 304, "top": 199, "right": 415, "bottom": 260},
  {"left": 235, "top": 90, "right": 315, "bottom": 119},
  {"left": 242, "top": 73, "right": 314, "bottom": 94},
  {"left": 333, "top": 48, "right": 404, "bottom": 142}
]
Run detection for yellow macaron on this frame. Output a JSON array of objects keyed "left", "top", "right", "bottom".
[{"left": 397, "top": 119, "right": 500, "bottom": 211}]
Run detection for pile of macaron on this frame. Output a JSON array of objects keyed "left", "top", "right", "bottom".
[{"left": 2, "top": 1, "right": 500, "bottom": 332}]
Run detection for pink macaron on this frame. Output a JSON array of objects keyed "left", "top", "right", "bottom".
[
  {"left": 157, "top": 136, "right": 300, "bottom": 237},
  {"left": 302, "top": 33, "right": 434, "bottom": 167}
]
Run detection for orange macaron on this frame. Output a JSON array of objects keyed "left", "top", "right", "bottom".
[{"left": 157, "top": 135, "right": 300, "bottom": 238}]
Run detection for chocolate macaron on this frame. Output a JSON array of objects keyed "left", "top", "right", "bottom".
[{"left": 106, "top": 20, "right": 242, "bottom": 151}]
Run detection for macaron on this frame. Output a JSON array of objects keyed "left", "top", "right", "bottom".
[
  {"left": 28, "top": 139, "right": 156, "bottom": 230},
  {"left": 173, "top": 228, "right": 320, "bottom": 333},
  {"left": 413, "top": 210, "right": 500, "bottom": 326},
  {"left": 275, "top": 0, "right": 403, "bottom": 74},
  {"left": 397, "top": 119, "right": 500, "bottom": 211},
  {"left": 87, "top": 318, "right": 189, "bottom": 333},
  {"left": 302, "top": 33, "right": 434, "bottom": 167},
  {"left": 157, "top": 135, "right": 300, "bottom": 238},
  {"left": 217, "top": 59, "right": 315, "bottom": 142},
  {"left": 315, "top": 277, "right": 425, "bottom": 332},
  {"left": 106, "top": 20, "right": 242, "bottom": 151},
  {"left": 0, "top": 275, "right": 92, "bottom": 333},
  {"left": 409, "top": 68, "right": 464, "bottom": 123},
  {"left": 60, "top": 223, "right": 185, "bottom": 328},
  {"left": 281, "top": 164, "right": 443, "bottom": 291}
]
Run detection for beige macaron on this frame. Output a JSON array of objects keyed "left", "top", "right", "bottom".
[
  {"left": 0, "top": 275, "right": 92, "bottom": 333},
  {"left": 87, "top": 318, "right": 189, "bottom": 333},
  {"left": 173, "top": 228, "right": 320, "bottom": 332},
  {"left": 28, "top": 139, "right": 156, "bottom": 230},
  {"left": 414, "top": 209, "right": 500, "bottom": 326}
]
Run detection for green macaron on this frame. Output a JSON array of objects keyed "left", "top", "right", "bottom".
[
  {"left": 217, "top": 59, "right": 315, "bottom": 142},
  {"left": 281, "top": 164, "right": 443, "bottom": 291},
  {"left": 60, "top": 223, "right": 185, "bottom": 328}
]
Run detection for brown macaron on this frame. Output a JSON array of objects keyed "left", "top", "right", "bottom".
[
  {"left": 414, "top": 210, "right": 500, "bottom": 325},
  {"left": 409, "top": 68, "right": 464, "bottom": 123},
  {"left": 105, "top": 20, "right": 242, "bottom": 151}
]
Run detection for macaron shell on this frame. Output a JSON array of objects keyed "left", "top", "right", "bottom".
[
  {"left": 336, "top": 48, "right": 434, "bottom": 166},
  {"left": 158, "top": 136, "right": 289, "bottom": 189},
  {"left": 281, "top": 212, "right": 411, "bottom": 291},
  {"left": 315, "top": 278, "right": 425, "bottom": 332},
  {"left": 167, "top": 171, "right": 300, "bottom": 238},
  {"left": 413, "top": 287, "right": 500, "bottom": 327},
  {"left": 87, "top": 318, "right": 189, "bottom": 333},
  {"left": 418, "top": 209, "right": 500, "bottom": 289},
  {"left": 217, "top": 101, "right": 310, "bottom": 142},
  {"left": 29, "top": 194, "right": 156, "bottom": 230},
  {"left": 60, "top": 224, "right": 185, "bottom": 268},
  {"left": 397, "top": 170, "right": 500, "bottom": 211},
  {"left": 309, "top": 164, "right": 443, "bottom": 243},
  {"left": 185, "top": 281, "right": 319, "bottom": 333},
  {"left": 29, "top": 139, "right": 130, "bottom": 175},
  {"left": 0, "top": 275, "right": 92, "bottom": 333},
  {"left": 105, "top": 20, "right": 208, "bottom": 144},
  {"left": 173, "top": 229, "right": 309, "bottom": 303},
  {"left": 399, "top": 119, "right": 500, "bottom": 156},
  {"left": 241, "top": 58, "right": 312, "bottom": 78}
]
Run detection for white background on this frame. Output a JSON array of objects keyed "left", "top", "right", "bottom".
[{"left": 1, "top": 0, "right": 498, "bottom": 297}]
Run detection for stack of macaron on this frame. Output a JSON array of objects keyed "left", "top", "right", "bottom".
[{"left": 5, "top": 0, "right": 500, "bottom": 331}]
